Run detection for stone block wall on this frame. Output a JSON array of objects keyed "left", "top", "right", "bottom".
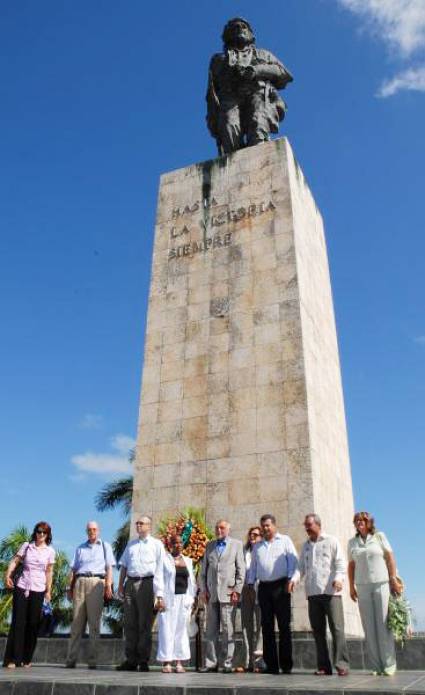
[{"left": 132, "top": 139, "right": 361, "bottom": 633}]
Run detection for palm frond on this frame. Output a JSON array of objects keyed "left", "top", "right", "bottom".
[
  {"left": 94, "top": 476, "right": 133, "bottom": 516},
  {"left": 113, "top": 520, "right": 130, "bottom": 560},
  {"left": 0, "top": 525, "right": 30, "bottom": 565}
]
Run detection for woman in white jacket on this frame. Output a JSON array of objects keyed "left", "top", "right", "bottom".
[{"left": 157, "top": 534, "right": 196, "bottom": 673}]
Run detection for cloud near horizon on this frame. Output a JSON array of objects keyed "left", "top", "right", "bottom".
[
  {"left": 71, "top": 433, "right": 136, "bottom": 476},
  {"left": 337, "top": 0, "right": 425, "bottom": 96}
]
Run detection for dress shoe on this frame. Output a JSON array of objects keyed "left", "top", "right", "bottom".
[
  {"left": 88, "top": 665, "right": 97, "bottom": 670},
  {"left": 65, "top": 663, "right": 76, "bottom": 669},
  {"left": 282, "top": 669, "right": 292, "bottom": 674},
  {"left": 199, "top": 665, "right": 218, "bottom": 673},
  {"left": 116, "top": 661, "right": 138, "bottom": 671},
  {"left": 315, "top": 669, "right": 332, "bottom": 675},
  {"left": 138, "top": 663, "right": 150, "bottom": 672}
]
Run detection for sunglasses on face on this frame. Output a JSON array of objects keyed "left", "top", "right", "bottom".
[{"left": 36, "top": 529, "right": 46, "bottom": 535}]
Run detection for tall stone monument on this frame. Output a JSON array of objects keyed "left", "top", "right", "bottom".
[
  {"left": 132, "top": 18, "right": 360, "bottom": 633},
  {"left": 132, "top": 137, "right": 360, "bottom": 633}
]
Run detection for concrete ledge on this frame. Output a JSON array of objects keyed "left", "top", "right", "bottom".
[
  {"left": 1, "top": 637, "right": 425, "bottom": 671},
  {"left": 1, "top": 665, "right": 425, "bottom": 695}
]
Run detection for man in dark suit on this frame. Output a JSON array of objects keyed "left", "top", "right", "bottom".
[{"left": 199, "top": 519, "right": 245, "bottom": 673}]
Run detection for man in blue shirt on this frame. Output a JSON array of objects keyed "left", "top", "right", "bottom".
[
  {"left": 247, "top": 514, "right": 299, "bottom": 674},
  {"left": 65, "top": 521, "right": 115, "bottom": 669}
]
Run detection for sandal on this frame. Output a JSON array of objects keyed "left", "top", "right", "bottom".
[
  {"left": 314, "top": 669, "right": 332, "bottom": 675},
  {"left": 175, "top": 664, "right": 186, "bottom": 673},
  {"left": 162, "top": 664, "right": 173, "bottom": 673}
]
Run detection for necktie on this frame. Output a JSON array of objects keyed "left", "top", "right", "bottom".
[{"left": 216, "top": 540, "right": 226, "bottom": 556}]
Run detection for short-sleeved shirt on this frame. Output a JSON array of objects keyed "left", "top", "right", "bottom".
[
  {"left": 71, "top": 539, "right": 115, "bottom": 575},
  {"left": 119, "top": 535, "right": 165, "bottom": 598},
  {"left": 16, "top": 542, "right": 55, "bottom": 594},
  {"left": 347, "top": 532, "right": 392, "bottom": 584},
  {"left": 119, "top": 536, "right": 163, "bottom": 576}
]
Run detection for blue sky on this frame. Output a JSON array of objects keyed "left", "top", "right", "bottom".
[{"left": 1, "top": 1, "right": 424, "bottom": 627}]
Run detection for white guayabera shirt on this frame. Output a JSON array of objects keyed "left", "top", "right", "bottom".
[{"left": 299, "top": 533, "right": 346, "bottom": 597}]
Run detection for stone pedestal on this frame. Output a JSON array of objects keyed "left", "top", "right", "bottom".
[{"left": 132, "top": 138, "right": 361, "bottom": 634}]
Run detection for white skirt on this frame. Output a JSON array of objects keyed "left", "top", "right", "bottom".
[{"left": 157, "top": 594, "right": 191, "bottom": 662}]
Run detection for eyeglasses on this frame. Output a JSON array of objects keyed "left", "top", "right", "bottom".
[
  {"left": 250, "top": 532, "right": 261, "bottom": 537},
  {"left": 136, "top": 521, "right": 150, "bottom": 525},
  {"left": 36, "top": 529, "right": 46, "bottom": 535}
]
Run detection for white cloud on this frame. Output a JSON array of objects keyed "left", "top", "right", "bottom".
[
  {"left": 111, "top": 434, "right": 136, "bottom": 455},
  {"left": 377, "top": 65, "right": 425, "bottom": 95},
  {"left": 336, "top": 0, "right": 425, "bottom": 97},
  {"left": 337, "top": 0, "right": 425, "bottom": 56},
  {"left": 70, "top": 433, "right": 136, "bottom": 477},
  {"left": 79, "top": 413, "right": 103, "bottom": 430}
]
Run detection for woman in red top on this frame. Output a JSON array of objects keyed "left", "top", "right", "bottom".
[{"left": 3, "top": 521, "right": 55, "bottom": 668}]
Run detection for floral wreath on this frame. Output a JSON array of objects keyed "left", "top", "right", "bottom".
[{"left": 157, "top": 507, "right": 213, "bottom": 569}]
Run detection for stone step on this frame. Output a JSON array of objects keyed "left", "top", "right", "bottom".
[
  {"left": 1, "top": 636, "right": 424, "bottom": 670},
  {"left": 1, "top": 665, "right": 425, "bottom": 695}
]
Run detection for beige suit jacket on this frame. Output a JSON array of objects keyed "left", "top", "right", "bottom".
[{"left": 199, "top": 537, "right": 245, "bottom": 604}]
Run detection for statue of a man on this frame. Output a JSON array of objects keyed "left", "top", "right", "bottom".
[{"left": 206, "top": 18, "right": 293, "bottom": 155}]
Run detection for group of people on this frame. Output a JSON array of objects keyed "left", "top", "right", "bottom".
[{"left": 2, "top": 510, "right": 401, "bottom": 678}]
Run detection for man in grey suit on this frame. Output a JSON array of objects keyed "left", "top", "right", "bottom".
[{"left": 199, "top": 519, "right": 245, "bottom": 673}]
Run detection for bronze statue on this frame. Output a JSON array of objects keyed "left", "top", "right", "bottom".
[{"left": 206, "top": 18, "right": 293, "bottom": 156}]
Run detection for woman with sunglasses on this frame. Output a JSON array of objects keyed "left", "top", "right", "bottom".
[
  {"left": 3, "top": 521, "right": 55, "bottom": 668},
  {"left": 235, "top": 526, "right": 264, "bottom": 673}
]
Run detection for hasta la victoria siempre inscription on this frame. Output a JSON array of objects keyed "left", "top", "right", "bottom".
[{"left": 168, "top": 198, "right": 276, "bottom": 260}]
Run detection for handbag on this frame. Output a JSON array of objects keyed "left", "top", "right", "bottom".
[{"left": 11, "top": 542, "right": 30, "bottom": 587}]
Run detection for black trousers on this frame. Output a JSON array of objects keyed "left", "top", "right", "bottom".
[
  {"left": 258, "top": 578, "right": 292, "bottom": 673},
  {"left": 308, "top": 595, "right": 350, "bottom": 673},
  {"left": 3, "top": 587, "right": 45, "bottom": 666},
  {"left": 123, "top": 577, "right": 155, "bottom": 665}
]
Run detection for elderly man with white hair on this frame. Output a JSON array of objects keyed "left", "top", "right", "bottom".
[
  {"left": 199, "top": 519, "right": 245, "bottom": 673},
  {"left": 66, "top": 521, "right": 115, "bottom": 669}
]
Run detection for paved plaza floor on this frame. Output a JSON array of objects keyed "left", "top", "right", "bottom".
[{"left": 1, "top": 666, "right": 425, "bottom": 694}]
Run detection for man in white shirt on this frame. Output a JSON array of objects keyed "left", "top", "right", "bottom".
[
  {"left": 247, "top": 514, "right": 299, "bottom": 674},
  {"left": 299, "top": 514, "right": 349, "bottom": 676},
  {"left": 117, "top": 515, "right": 165, "bottom": 672}
]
